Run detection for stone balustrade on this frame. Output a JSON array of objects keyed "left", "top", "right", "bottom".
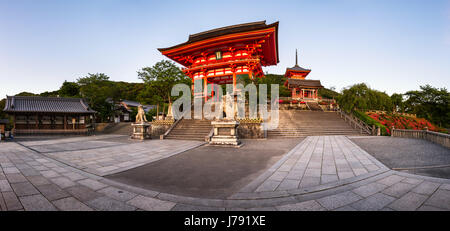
[{"left": 392, "top": 128, "right": 450, "bottom": 148}]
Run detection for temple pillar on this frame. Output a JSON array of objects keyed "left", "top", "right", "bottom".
[
  {"left": 64, "top": 115, "right": 67, "bottom": 130},
  {"left": 232, "top": 72, "right": 237, "bottom": 93}
]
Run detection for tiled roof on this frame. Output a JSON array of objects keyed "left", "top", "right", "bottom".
[
  {"left": 286, "top": 65, "right": 311, "bottom": 72},
  {"left": 158, "top": 21, "right": 279, "bottom": 55},
  {"left": 3, "top": 96, "right": 96, "bottom": 113},
  {"left": 287, "top": 79, "right": 323, "bottom": 88}
]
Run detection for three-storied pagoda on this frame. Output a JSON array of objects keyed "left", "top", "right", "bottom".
[
  {"left": 158, "top": 21, "right": 279, "bottom": 100},
  {"left": 284, "top": 50, "right": 323, "bottom": 100}
]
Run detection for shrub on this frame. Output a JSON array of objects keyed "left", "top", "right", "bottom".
[{"left": 353, "top": 110, "right": 389, "bottom": 135}]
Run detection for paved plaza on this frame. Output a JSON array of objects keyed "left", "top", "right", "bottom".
[
  {"left": 1, "top": 135, "right": 450, "bottom": 211},
  {"left": 18, "top": 135, "right": 204, "bottom": 176}
]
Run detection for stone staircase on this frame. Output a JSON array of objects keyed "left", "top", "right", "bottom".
[
  {"left": 164, "top": 119, "right": 212, "bottom": 141},
  {"left": 267, "top": 110, "right": 366, "bottom": 138},
  {"left": 306, "top": 101, "right": 323, "bottom": 111},
  {"left": 99, "top": 122, "right": 133, "bottom": 135}
]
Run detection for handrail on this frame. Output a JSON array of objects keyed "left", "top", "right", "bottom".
[{"left": 337, "top": 109, "right": 373, "bottom": 135}]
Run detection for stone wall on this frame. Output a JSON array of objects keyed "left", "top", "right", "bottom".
[
  {"left": 238, "top": 123, "right": 265, "bottom": 139},
  {"left": 392, "top": 129, "right": 450, "bottom": 148},
  {"left": 150, "top": 122, "right": 173, "bottom": 137}
]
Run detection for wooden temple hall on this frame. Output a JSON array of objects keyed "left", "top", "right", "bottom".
[
  {"left": 284, "top": 50, "right": 323, "bottom": 101},
  {"left": 158, "top": 21, "right": 279, "bottom": 100},
  {"left": 3, "top": 96, "right": 96, "bottom": 135}
]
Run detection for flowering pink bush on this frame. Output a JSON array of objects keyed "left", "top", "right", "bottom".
[{"left": 366, "top": 112, "right": 446, "bottom": 134}]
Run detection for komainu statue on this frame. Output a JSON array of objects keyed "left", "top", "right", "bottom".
[{"left": 135, "top": 105, "right": 148, "bottom": 123}]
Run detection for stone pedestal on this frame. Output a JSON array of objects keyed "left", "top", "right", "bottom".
[
  {"left": 209, "top": 120, "right": 241, "bottom": 146},
  {"left": 131, "top": 122, "right": 151, "bottom": 140}
]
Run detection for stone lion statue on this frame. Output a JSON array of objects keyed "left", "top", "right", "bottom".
[{"left": 135, "top": 105, "right": 148, "bottom": 123}]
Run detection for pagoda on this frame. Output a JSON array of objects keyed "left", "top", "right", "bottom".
[
  {"left": 284, "top": 50, "right": 323, "bottom": 101},
  {"left": 158, "top": 21, "right": 279, "bottom": 100}
]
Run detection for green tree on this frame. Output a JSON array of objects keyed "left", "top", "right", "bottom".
[
  {"left": 404, "top": 85, "right": 449, "bottom": 128},
  {"left": 137, "top": 60, "right": 190, "bottom": 116},
  {"left": 338, "top": 83, "right": 393, "bottom": 112},
  {"left": 77, "top": 73, "right": 118, "bottom": 122},
  {"left": 59, "top": 81, "right": 80, "bottom": 97},
  {"left": 391, "top": 93, "right": 404, "bottom": 113},
  {"left": 15, "top": 92, "right": 38, "bottom": 96}
]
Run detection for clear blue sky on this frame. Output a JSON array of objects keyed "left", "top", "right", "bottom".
[{"left": 1, "top": 0, "right": 449, "bottom": 98}]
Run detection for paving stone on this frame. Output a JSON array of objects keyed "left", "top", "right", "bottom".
[
  {"left": 321, "top": 166, "right": 337, "bottom": 175},
  {"left": 87, "top": 196, "right": 136, "bottom": 211},
  {"left": 268, "top": 171, "right": 289, "bottom": 181},
  {"left": 36, "top": 184, "right": 71, "bottom": 201},
  {"left": 255, "top": 180, "right": 281, "bottom": 192},
  {"left": 62, "top": 172, "right": 87, "bottom": 181},
  {"left": 304, "top": 168, "right": 321, "bottom": 177},
  {"left": 65, "top": 185, "right": 102, "bottom": 202},
  {"left": 33, "top": 165, "right": 49, "bottom": 171},
  {"left": 0, "top": 179, "right": 12, "bottom": 192},
  {"left": 11, "top": 182, "right": 40, "bottom": 197},
  {"left": 352, "top": 168, "right": 369, "bottom": 176},
  {"left": 439, "top": 184, "right": 450, "bottom": 191},
  {"left": 411, "top": 181, "right": 440, "bottom": 195},
  {"left": 417, "top": 205, "right": 446, "bottom": 211},
  {"left": 127, "top": 195, "right": 176, "bottom": 211},
  {"left": 388, "top": 192, "right": 429, "bottom": 211},
  {"left": 352, "top": 182, "right": 388, "bottom": 198},
  {"left": 3, "top": 167, "right": 20, "bottom": 174},
  {"left": 40, "top": 170, "right": 60, "bottom": 178},
  {"left": 317, "top": 191, "right": 362, "bottom": 210},
  {"left": 321, "top": 174, "right": 338, "bottom": 184},
  {"left": 26, "top": 175, "right": 51, "bottom": 186},
  {"left": 97, "top": 187, "right": 137, "bottom": 202},
  {"left": 20, "top": 168, "right": 40, "bottom": 177},
  {"left": 0, "top": 193, "right": 6, "bottom": 211},
  {"left": 337, "top": 171, "right": 354, "bottom": 180},
  {"left": 377, "top": 175, "right": 404, "bottom": 186},
  {"left": 77, "top": 179, "right": 107, "bottom": 191},
  {"left": 1, "top": 191, "right": 23, "bottom": 210},
  {"left": 19, "top": 194, "right": 57, "bottom": 211},
  {"left": 333, "top": 205, "right": 358, "bottom": 211},
  {"left": 51, "top": 167, "right": 70, "bottom": 174},
  {"left": 172, "top": 203, "right": 224, "bottom": 211},
  {"left": 276, "top": 179, "right": 300, "bottom": 191},
  {"left": 299, "top": 176, "right": 320, "bottom": 188},
  {"left": 6, "top": 173, "right": 27, "bottom": 183},
  {"left": 50, "top": 177, "right": 77, "bottom": 189},
  {"left": 52, "top": 197, "right": 93, "bottom": 211},
  {"left": 349, "top": 193, "right": 396, "bottom": 211},
  {"left": 276, "top": 200, "right": 326, "bottom": 211},
  {"left": 285, "top": 170, "right": 304, "bottom": 180},
  {"left": 401, "top": 177, "right": 424, "bottom": 185},
  {"left": 382, "top": 182, "right": 416, "bottom": 198},
  {"left": 423, "top": 189, "right": 450, "bottom": 210}
]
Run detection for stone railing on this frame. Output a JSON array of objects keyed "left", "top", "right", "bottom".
[
  {"left": 337, "top": 109, "right": 374, "bottom": 135},
  {"left": 391, "top": 128, "right": 450, "bottom": 148}
]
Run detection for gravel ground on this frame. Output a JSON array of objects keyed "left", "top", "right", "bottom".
[{"left": 351, "top": 137, "right": 450, "bottom": 179}]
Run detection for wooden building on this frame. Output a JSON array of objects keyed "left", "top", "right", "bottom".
[
  {"left": 158, "top": 21, "right": 279, "bottom": 100},
  {"left": 3, "top": 96, "right": 96, "bottom": 135},
  {"left": 284, "top": 50, "right": 323, "bottom": 101}
]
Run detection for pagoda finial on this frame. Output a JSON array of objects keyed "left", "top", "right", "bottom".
[{"left": 295, "top": 49, "right": 299, "bottom": 67}]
